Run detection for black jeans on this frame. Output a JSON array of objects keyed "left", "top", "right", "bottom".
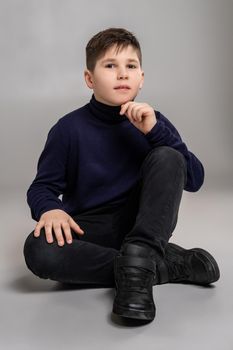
[{"left": 23, "top": 146, "right": 187, "bottom": 288}]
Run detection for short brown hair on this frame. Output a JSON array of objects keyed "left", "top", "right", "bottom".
[{"left": 85, "top": 27, "right": 142, "bottom": 73}]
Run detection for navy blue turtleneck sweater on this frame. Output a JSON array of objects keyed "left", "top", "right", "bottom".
[{"left": 27, "top": 93, "right": 205, "bottom": 222}]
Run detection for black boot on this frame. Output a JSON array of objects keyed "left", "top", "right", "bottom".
[
  {"left": 154, "top": 243, "right": 220, "bottom": 285},
  {"left": 112, "top": 243, "right": 157, "bottom": 321}
]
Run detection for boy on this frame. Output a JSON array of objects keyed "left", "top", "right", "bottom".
[{"left": 23, "top": 27, "right": 220, "bottom": 323}]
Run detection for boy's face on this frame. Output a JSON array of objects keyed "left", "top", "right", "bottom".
[{"left": 84, "top": 44, "right": 144, "bottom": 106}]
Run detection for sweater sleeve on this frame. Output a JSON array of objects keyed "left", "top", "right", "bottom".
[
  {"left": 26, "top": 120, "right": 69, "bottom": 221},
  {"left": 144, "top": 111, "right": 205, "bottom": 192}
]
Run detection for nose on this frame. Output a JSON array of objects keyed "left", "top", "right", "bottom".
[{"left": 117, "top": 67, "right": 128, "bottom": 80}]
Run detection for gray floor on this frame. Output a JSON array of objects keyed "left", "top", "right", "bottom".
[{"left": 1, "top": 187, "right": 232, "bottom": 350}]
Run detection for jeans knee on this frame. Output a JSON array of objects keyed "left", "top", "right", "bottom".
[
  {"left": 145, "top": 146, "right": 186, "bottom": 169},
  {"left": 23, "top": 230, "right": 57, "bottom": 279},
  {"left": 149, "top": 145, "right": 184, "bottom": 163},
  {"left": 142, "top": 146, "right": 187, "bottom": 183}
]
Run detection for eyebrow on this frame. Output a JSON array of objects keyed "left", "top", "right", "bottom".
[{"left": 101, "top": 58, "right": 139, "bottom": 64}]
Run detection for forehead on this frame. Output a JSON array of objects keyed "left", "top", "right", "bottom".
[{"left": 99, "top": 44, "right": 139, "bottom": 62}]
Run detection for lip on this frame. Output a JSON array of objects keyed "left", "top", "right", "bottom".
[{"left": 114, "top": 85, "right": 131, "bottom": 89}]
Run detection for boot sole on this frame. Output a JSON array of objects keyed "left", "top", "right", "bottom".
[
  {"left": 168, "top": 243, "right": 220, "bottom": 284},
  {"left": 112, "top": 302, "right": 155, "bottom": 321}
]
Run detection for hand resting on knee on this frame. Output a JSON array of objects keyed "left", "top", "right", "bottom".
[{"left": 33, "top": 209, "right": 85, "bottom": 247}]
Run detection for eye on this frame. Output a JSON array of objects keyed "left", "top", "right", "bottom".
[{"left": 104, "top": 64, "right": 137, "bottom": 68}]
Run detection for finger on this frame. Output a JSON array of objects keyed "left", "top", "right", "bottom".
[
  {"left": 119, "top": 106, "right": 127, "bottom": 115},
  {"left": 61, "top": 222, "right": 73, "bottom": 244},
  {"left": 120, "top": 102, "right": 131, "bottom": 115},
  {"left": 132, "top": 105, "right": 143, "bottom": 121},
  {"left": 135, "top": 106, "right": 145, "bottom": 122},
  {"left": 69, "top": 218, "right": 85, "bottom": 236},
  {"left": 34, "top": 221, "right": 44, "bottom": 237},
  {"left": 131, "top": 104, "right": 147, "bottom": 121},
  {"left": 119, "top": 103, "right": 128, "bottom": 115},
  {"left": 53, "top": 223, "right": 65, "bottom": 246},
  {"left": 44, "top": 222, "right": 54, "bottom": 243},
  {"left": 120, "top": 104, "right": 134, "bottom": 123},
  {"left": 126, "top": 104, "right": 136, "bottom": 122}
]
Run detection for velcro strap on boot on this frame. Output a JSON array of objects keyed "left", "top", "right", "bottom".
[
  {"left": 156, "top": 260, "right": 169, "bottom": 284},
  {"left": 116, "top": 255, "right": 156, "bottom": 274}
]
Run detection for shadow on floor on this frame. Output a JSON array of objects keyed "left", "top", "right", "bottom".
[{"left": 8, "top": 274, "right": 116, "bottom": 294}]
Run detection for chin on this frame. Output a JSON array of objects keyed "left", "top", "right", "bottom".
[{"left": 114, "top": 95, "right": 135, "bottom": 105}]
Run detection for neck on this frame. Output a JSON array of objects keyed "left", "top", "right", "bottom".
[{"left": 89, "top": 93, "right": 129, "bottom": 124}]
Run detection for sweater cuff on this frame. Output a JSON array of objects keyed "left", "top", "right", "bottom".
[
  {"left": 144, "top": 118, "right": 168, "bottom": 147},
  {"left": 144, "top": 119, "right": 162, "bottom": 138},
  {"left": 31, "top": 201, "right": 64, "bottom": 222}
]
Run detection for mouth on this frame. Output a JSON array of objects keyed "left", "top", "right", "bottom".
[{"left": 114, "top": 85, "right": 131, "bottom": 90}]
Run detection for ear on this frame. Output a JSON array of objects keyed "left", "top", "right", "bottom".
[
  {"left": 139, "top": 71, "right": 144, "bottom": 89},
  {"left": 84, "top": 69, "right": 94, "bottom": 89}
]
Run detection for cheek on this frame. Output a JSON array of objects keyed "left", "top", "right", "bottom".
[
  {"left": 130, "top": 75, "right": 141, "bottom": 85},
  {"left": 97, "top": 74, "right": 112, "bottom": 86}
]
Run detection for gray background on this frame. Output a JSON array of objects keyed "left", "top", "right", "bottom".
[{"left": 0, "top": 1, "right": 232, "bottom": 349}]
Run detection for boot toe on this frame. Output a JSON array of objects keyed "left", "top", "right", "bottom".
[
  {"left": 190, "top": 248, "right": 220, "bottom": 284},
  {"left": 158, "top": 243, "right": 220, "bottom": 285}
]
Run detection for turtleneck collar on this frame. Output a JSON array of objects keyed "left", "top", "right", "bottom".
[{"left": 89, "top": 93, "right": 130, "bottom": 124}]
